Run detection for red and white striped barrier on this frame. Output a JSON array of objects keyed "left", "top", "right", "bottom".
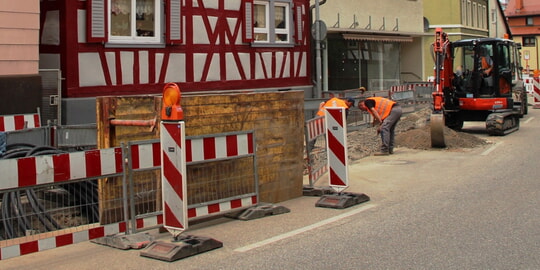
[
  {"left": 304, "top": 116, "right": 328, "bottom": 186},
  {"left": 532, "top": 77, "right": 540, "bottom": 109},
  {"left": 0, "top": 134, "right": 256, "bottom": 191},
  {"left": 305, "top": 116, "right": 325, "bottom": 143},
  {"left": 524, "top": 77, "right": 534, "bottom": 94},
  {"left": 186, "top": 132, "right": 254, "bottom": 163},
  {"left": 0, "top": 130, "right": 258, "bottom": 260},
  {"left": 325, "top": 107, "right": 349, "bottom": 192},
  {"left": 188, "top": 195, "right": 257, "bottom": 219},
  {"left": 0, "top": 194, "right": 258, "bottom": 260},
  {"left": 0, "top": 112, "right": 41, "bottom": 132},
  {"left": 390, "top": 84, "right": 413, "bottom": 92},
  {"left": 160, "top": 121, "right": 188, "bottom": 236},
  {"left": 130, "top": 142, "right": 161, "bottom": 170},
  {"left": 0, "top": 221, "right": 129, "bottom": 260},
  {"left": 0, "top": 147, "right": 123, "bottom": 190}
]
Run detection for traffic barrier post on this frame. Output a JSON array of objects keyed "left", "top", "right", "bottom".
[
  {"left": 314, "top": 107, "right": 370, "bottom": 209},
  {"left": 533, "top": 77, "right": 540, "bottom": 109}
]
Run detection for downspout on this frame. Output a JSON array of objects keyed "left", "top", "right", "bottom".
[{"left": 310, "top": 0, "right": 327, "bottom": 98}]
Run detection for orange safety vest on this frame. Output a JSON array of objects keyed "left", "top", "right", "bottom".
[
  {"left": 366, "top": 97, "right": 395, "bottom": 120},
  {"left": 316, "top": 97, "right": 350, "bottom": 116},
  {"left": 481, "top": 57, "right": 490, "bottom": 69}
]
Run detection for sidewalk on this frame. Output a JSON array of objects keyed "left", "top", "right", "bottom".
[{"left": 0, "top": 146, "right": 485, "bottom": 270}]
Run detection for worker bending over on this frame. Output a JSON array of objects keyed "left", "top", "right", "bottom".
[
  {"left": 317, "top": 97, "right": 355, "bottom": 117},
  {"left": 359, "top": 97, "right": 402, "bottom": 156}
]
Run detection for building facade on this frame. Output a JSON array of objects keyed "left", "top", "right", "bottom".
[
  {"left": 38, "top": 0, "right": 312, "bottom": 124},
  {"left": 504, "top": 0, "right": 540, "bottom": 75},
  {"left": 0, "top": 0, "right": 42, "bottom": 115},
  {"left": 316, "top": 0, "right": 425, "bottom": 93}
]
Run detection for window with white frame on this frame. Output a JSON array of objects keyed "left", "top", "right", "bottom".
[
  {"left": 109, "top": 0, "right": 162, "bottom": 43},
  {"left": 253, "top": 0, "right": 291, "bottom": 44}
]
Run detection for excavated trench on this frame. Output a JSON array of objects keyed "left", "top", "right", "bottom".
[{"left": 347, "top": 107, "right": 489, "bottom": 161}]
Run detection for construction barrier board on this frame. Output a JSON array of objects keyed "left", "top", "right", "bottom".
[
  {"left": 160, "top": 121, "right": 188, "bottom": 236},
  {"left": 324, "top": 107, "right": 349, "bottom": 192}
]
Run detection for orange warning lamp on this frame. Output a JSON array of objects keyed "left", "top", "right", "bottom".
[{"left": 161, "top": 82, "right": 184, "bottom": 121}]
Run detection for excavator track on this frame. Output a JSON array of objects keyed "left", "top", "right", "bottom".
[
  {"left": 485, "top": 112, "right": 520, "bottom": 136},
  {"left": 430, "top": 113, "right": 446, "bottom": 148}
]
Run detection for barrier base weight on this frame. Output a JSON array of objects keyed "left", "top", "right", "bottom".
[
  {"left": 140, "top": 235, "right": 222, "bottom": 262},
  {"left": 91, "top": 232, "right": 154, "bottom": 250},
  {"left": 302, "top": 185, "right": 335, "bottom": 196},
  {"left": 227, "top": 202, "right": 290, "bottom": 220},
  {"left": 315, "top": 192, "right": 370, "bottom": 209}
]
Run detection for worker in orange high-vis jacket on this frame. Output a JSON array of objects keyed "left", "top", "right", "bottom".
[
  {"left": 316, "top": 97, "right": 355, "bottom": 117},
  {"left": 359, "top": 97, "right": 402, "bottom": 156}
]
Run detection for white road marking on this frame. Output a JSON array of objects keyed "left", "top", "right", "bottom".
[
  {"left": 524, "top": 117, "right": 534, "bottom": 124},
  {"left": 234, "top": 203, "right": 376, "bottom": 253},
  {"left": 481, "top": 141, "right": 504, "bottom": 156}
]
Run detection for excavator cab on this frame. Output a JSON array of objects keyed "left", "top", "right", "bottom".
[{"left": 451, "top": 40, "right": 514, "bottom": 100}]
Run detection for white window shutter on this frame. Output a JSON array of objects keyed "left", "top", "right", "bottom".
[
  {"left": 87, "top": 0, "right": 107, "bottom": 43},
  {"left": 167, "top": 0, "right": 182, "bottom": 44},
  {"left": 243, "top": 0, "right": 254, "bottom": 43},
  {"left": 295, "top": 4, "right": 303, "bottom": 43}
]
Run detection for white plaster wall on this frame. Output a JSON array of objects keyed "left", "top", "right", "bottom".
[
  {"left": 224, "top": 0, "right": 241, "bottom": 10},
  {"left": 120, "top": 51, "right": 134, "bottom": 85},
  {"left": 165, "top": 53, "right": 186, "bottom": 83},
  {"left": 139, "top": 51, "right": 149, "bottom": 84},
  {"left": 79, "top": 53, "right": 106, "bottom": 86},
  {"left": 105, "top": 52, "right": 117, "bottom": 85},
  {"left": 193, "top": 16, "right": 218, "bottom": 44},
  {"left": 156, "top": 53, "right": 165, "bottom": 82},
  {"left": 225, "top": 53, "right": 242, "bottom": 80}
]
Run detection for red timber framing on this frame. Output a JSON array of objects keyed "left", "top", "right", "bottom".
[{"left": 39, "top": 0, "right": 311, "bottom": 98}]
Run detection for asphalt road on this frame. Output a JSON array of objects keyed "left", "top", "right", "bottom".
[{"left": 3, "top": 105, "right": 540, "bottom": 270}]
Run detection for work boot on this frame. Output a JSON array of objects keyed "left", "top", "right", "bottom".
[
  {"left": 389, "top": 149, "right": 394, "bottom": 154},
  {"left": 374, "top": 151, "right": 389, "bottom": 156}
]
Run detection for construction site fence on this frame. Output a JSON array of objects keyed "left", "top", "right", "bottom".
[
  {"left": 3, "top": 124, "right": 98, "bottom": 152},
  {"left": 0, "top": 130, "right": 257, "bottom": 260},
  {"left": 305, "top": 83, "right": 434, "bottom": 187}
]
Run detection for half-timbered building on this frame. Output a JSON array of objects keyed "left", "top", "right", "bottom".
[{"left": 39, "top": 0, "right": 311, "bottom": 123}]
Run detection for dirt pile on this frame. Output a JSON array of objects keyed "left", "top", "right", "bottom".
[{"left": 347, "top": 107, "right": 488, "bottom": 161}]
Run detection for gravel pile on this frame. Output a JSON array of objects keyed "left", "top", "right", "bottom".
[{"left": 347, "top": 107, "right": 488, "bottom": 161}]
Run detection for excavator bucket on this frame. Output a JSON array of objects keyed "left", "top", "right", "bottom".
[{"left": 430, "top": 113, "right": 446, "bottom": 148}]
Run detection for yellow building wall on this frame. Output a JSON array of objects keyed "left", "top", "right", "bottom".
[
  {"left": 317, "top": 0, "right": 424, "bottom": 33},
  {"left": 520, "top": 37, "right": 540, "bottom": 74}
]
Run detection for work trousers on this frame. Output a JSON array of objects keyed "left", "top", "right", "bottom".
[{"left": 379, "top": 105, "right": 402, "bottom": 153}]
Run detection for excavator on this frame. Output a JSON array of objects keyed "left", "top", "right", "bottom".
[{"left": 430, "top": 28, "right": 528, "bottom": 147}]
